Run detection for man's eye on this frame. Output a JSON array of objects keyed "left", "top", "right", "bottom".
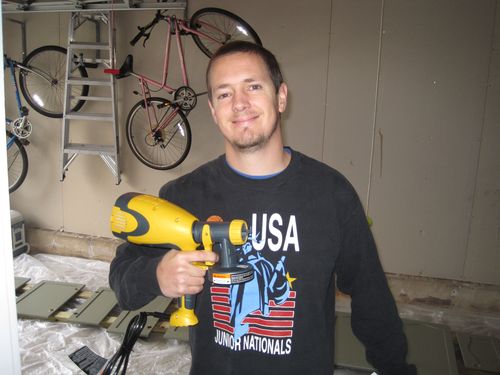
[
  {"left": 217, "top": 92, "right": 230, "bottom": 100},
  {"left": 249, "top": 84, "right": 262, "bottom": 90}
]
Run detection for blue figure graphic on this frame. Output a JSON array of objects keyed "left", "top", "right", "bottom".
[{"left": 229, "top": 236, "right": 291, "bottom": 340}]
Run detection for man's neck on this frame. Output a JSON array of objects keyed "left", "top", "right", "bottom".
[{"left": 225, "top": 142, "right": 291, "bottom": 177}]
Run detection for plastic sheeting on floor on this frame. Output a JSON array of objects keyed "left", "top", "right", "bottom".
[
  {"left": 13, "top": 253, "right": 500, "bottom": 374},
  {"left": 14, "top": 253, "right": 192, "bottom": 375},
  {"left": 13, "top": 253, "right": 376, "bottom": 375},
  {"left": 13, "top": 253, "right": 379, "bottom": 374}
]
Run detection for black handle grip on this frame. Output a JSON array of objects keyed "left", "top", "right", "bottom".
[
  {"left": 130, "top": 12, "right": 162, "bottom": 46},
  {"left": 182, "top": 294, "right": 196, "bottom": 310},
  {"left": 130, "top": 28, "right": 145, "bottom": 46}
]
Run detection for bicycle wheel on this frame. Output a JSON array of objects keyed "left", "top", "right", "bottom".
[
  {"left": 126, "top": 97, "right": 192, "bottom": 170},
  {"left": 6, "top": 131, "right": 28, "bottom": 193},
  {"left": 190, "top": 8, "right": 262, "bottom": 58},
  {"left": 19, "top": 45, "right": 89, "bottom": 118}
]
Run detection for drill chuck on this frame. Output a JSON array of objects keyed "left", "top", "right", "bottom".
[{"left": 228, "top": 220, "right": 248, "bottom": 244}]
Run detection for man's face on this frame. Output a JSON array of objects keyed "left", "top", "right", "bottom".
[{"left": 208, "top": 52, "right": 287, "bottom": 153}]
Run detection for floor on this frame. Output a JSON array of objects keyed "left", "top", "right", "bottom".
[
  {"left": 14, "top": 252, "right": 500, "bottom": 375},
  {"left": 456, "top": 357, "right": 498, "bottom": 375}
]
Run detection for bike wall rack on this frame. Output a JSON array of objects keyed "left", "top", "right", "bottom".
[{"left": 2, "top": 0, "right": 186, "bottom": 13}]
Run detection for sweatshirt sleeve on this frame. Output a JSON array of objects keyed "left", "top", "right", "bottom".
[
  {"left": 109, "top": 242, "right": 168, "bottom": 310},
  {"left": 335, "top": 202, "right": 417, "bottom": 375}
]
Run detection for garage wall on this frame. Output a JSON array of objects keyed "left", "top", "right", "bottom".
[
  {"left": 4, "top": 0, "right": 500, "bottom": 285},
  {"left": 369, "top": 0, "right": 496, "bottom": 281}
]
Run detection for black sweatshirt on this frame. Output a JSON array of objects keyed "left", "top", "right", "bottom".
[{"left": 109, "top": 149, "right": 417, "bottom": 375}]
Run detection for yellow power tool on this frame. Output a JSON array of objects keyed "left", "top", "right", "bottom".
[{"left": 110, "top": 192, "right": 254, "bottom": 327}]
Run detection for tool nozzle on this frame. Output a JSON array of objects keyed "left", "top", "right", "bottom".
[{"left": 229, "top": 220, "right": 248, "bottom": 245}]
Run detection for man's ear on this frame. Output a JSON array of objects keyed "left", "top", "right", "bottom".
[
  {"left": 208, "top": 98, "right": 218, "bottom": 124},
  {"left": 278, "top": 83, "right": 288, "bottom": 113}
]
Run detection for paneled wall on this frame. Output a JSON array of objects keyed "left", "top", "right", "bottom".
[
  {"left": 4, "top": 0, "right": 500, "bottom": 285},
  {"left": 325, "top": 0, "right": 499, "bottom": 284}
]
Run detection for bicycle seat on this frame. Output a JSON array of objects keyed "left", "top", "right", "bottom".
[{"left": 105, "top": 55, "right": 134, "bottom": 79}]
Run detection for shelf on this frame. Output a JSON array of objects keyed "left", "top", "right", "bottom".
[{"left": 2, "top": 0, "right": 186, "bottom": 13}]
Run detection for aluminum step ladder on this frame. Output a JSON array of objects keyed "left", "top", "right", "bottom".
[{"left": 61, "top": 11, "right": 120, "bottom": 184}]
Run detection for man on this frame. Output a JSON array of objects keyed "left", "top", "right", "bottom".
[{"left": 109, "top": 41, "right": 417, "bottom": 375}]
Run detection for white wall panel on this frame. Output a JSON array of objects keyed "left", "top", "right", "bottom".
[
  {"left": 464, "top": 4, "right": 500, "bottom": 284},
  {"left": 368, "top": 0, "right": 496, "bottom": 278}
]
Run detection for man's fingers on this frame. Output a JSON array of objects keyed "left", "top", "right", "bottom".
[
  {"left": 182, "top": 250, "right": 219, "bottom": 263},
  {"left": 178, "top": 276, "right": 206, "bottom": 295},
  {"left": 156, "top": 250, "right": 219, "bottom": 298}
]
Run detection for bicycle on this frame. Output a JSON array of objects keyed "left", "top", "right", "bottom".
[
  {"left": 5, "top": 47, "right": 90, "bottom": 192},
  {"left": 15, "top": 45, "right": 89, "bottom": 119},
  {"left": 5, "top": 54, "right": 31, "bottom": 193},
  {"left": 109, "top": 7, "right": 262, "bottom": 170}
]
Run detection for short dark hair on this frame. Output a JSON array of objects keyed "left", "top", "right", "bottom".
[{"left": 206, "top": 41, "right": 284, "bottom": 101}]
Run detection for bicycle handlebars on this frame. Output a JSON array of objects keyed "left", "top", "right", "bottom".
[{"left": 130, "top": 10, "right": 165, "bottom": 47}]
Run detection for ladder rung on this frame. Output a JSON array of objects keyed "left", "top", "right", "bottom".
[
  {"left": 69, "top": 42, "right": 111, "bottom": 50},
  {"left": 71, "top": 95, "right": 113, "bottom": 102},
  {"left": 65, "top": 112, "right": 114, "bottom": 121},
  {"left": 64, "top": 143, "right": 116, "bottom": 155},
  {"left": 79, "top": 58, "right": 111, "bottom": 65},
  {"left": 67, "top": 77, "right": 112, "bottom": 86}
]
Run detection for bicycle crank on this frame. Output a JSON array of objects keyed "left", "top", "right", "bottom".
[
  {"left": 11, "top": 117, "right": 33, "bottom": 139},
  {"left": 174, "top": 86, "right": 197, "bottom": 111}
]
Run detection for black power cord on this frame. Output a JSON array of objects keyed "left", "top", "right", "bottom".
[{"left": 101, "top": 311, "right": 170, "bottom": 375}]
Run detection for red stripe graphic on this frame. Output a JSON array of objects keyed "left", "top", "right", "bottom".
[
  {"left": 211, "top": 283, "right": 296, "bottom": 339},
  {"left": 212, "top": 295, "right": 229, "bottom": 303},
  {"left": 212, "top": 304, "right": 230, "bottom": 313},
  {"left": 269, "top": 300, "right": 295, "bottom": 308},
  {"left": 213, "top": 312, "right": 230, "bottom": 322},
  {"left": 215, "top": 321, "right": 234, "bottom": 334},
  {"left": 251, "top": 310, "right": 295, "bottom": 318},
  {"left": 249, "top": 326, "right": 293, "bottom": 337},
  {"left": 213, "top": 310, "right": 295, "bottom": 325},
  {"left": 211, "top": 286, "right": 229, "bottom": 295},
  {"left": 211, "top": 287, "right": 295, "bottom": 299},
  {"left": 242, "top": 317, "right": 293, "bottom": 328},
  {"left": 214, "top": 322, "right": 293, "bottom": 338}
]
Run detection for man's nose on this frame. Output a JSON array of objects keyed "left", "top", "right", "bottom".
[{"left": 232, "top": 90, "right": 249, "bottom": 112}]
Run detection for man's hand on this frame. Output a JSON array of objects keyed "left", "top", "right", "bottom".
[{"left": 156, "top": 250, "right": 219, "bottom": 297}]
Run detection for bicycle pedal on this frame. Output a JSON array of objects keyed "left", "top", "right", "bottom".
[{"left": 21, "top": 139, "right": 30, "bottom": 146}]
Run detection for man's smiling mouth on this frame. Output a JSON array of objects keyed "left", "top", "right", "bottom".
[{"left": 232, "top": 114, "right": 259, "bottom": 125}]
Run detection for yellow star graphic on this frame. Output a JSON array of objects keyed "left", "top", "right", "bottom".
[{"left": 286, "top": 272, "right": 297, "bottom": 289}]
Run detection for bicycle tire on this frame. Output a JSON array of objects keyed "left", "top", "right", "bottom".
[
  {"left": 6, "top": 131, "right": 28, "bottom": 193},
  {"left": 19, "top": 45, "right": 89, "bottom": 119},
  {"left": 126, "top": 97, "right": 192, "bottom": 170},
  {"left": 190, "top": 8, "right": 262, "bottom": 58}
]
